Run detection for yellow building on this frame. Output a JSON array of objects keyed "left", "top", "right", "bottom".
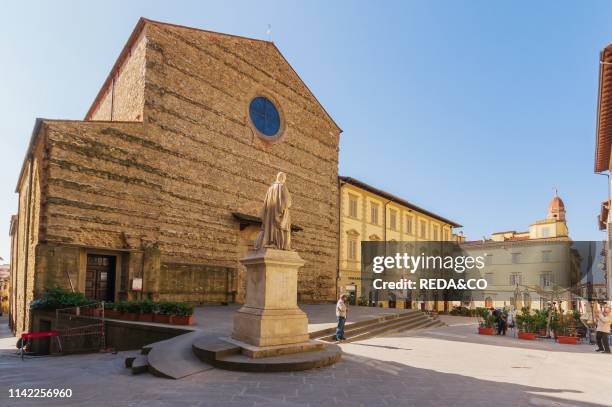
[
  {"left": 462, "top": 193, "right": 575, "bottom": 310},
  {"left": 338, "top": 176, "right": 462, "bottom": 308}
]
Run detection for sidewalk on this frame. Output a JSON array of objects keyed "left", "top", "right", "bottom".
[{"left": 0, "top": 316, "right": 16, "bottom": 352}]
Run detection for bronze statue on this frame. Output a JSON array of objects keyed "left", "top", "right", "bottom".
[{"left": 255, "top": 172, "right": 292, "bottom": 250}]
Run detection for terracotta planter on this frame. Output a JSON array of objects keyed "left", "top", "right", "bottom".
[
  {"left": 122, "top": 312, "right": 139, "bottom": 321},
  {"left": 138, "top": 313, "right": 154, "bottom": 323},
  {"left": 518, "top": 331, "right": 536, "bottom": 340},
  {"left": 478, "top": 327, "right": 494, "bottom": 335},
  {"left": 104, "top": 309, "right": 120, "bottom": 319},
  {"left": 557, "top": 335, "right": 578, "bottom": 345},
  {"left": 537, "top": 329, "right": 546, "bottom": 337},
  {"left": 153, "top": 314, "right": 171, "bottom": 324},
  {"left": 171, "top": 315, "right": 193, "bottom": 325}
]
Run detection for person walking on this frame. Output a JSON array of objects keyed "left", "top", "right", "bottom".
[
  {"left": 335, "top": 294, "right": 348, "bottom": 341},
  {"left": 595, "top": 305, "right": 612, "bottom": 354}
]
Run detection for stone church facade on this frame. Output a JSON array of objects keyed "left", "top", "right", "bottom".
[{"left": 9, "top": 18, "right": 341, "bottom": 334}]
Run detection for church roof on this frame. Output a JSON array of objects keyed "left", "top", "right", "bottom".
[
  {"left": 548, "top": 195, "right": 565, "bottom": 212},
  {"left": 85, "top": 18, "right": 341, "bottom": 132}
]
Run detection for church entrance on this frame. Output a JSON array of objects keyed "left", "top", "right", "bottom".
[{"left": 85, "top": 254, "right": 116, "bottom": 301}]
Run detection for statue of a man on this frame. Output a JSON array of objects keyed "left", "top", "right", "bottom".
[{"left": 255, "top": 172, "right": 292, "bottom": 250}]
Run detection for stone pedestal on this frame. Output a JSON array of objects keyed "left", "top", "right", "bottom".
[{"left": 232, "top": 248, "right": 309, "bottom": 347}]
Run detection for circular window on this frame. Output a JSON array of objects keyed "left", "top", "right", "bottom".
[{"left": 249, "top": 96, "right": 281, "bottom": 138}]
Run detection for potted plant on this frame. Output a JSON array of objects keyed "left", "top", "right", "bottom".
[
  {"left": 138, "top": 300, "right": 155, "bottom": 322},
  {"left": 516, "top": 308, "right": 537, "bottom": 340},
  {"left": 118, "top": 301, "right": 139, "bottom": 321},
  {"left": 153, "top": 301, "right": 173, "bottom": 324},
  {"left": 104, "top": 302, "right": 120, "bottom": 319},
  {"left": 555, "top": 313, "right": 578, "bottom": 344},
  {"left": 534, "top": 309, "right": 548, "bottom": 337},
  {"left": 171, "top": 303, "right": 194, "bottom": 325},
  {"left": 477, "top": 309, "right": 495, "bottom": 335}
]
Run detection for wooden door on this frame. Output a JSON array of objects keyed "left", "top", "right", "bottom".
[{"left": 85, "top": 255, "right": 116, "bottom": 301}]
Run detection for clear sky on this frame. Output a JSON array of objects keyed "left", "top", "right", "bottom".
[{"left": 1, "top": 0, "right": 611, "bottom": 262}]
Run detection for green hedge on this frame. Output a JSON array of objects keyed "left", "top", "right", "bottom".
[
  {"left": 31, "top": 288, "right": 195, "bottom": 316},
  {"left": 107, "top": 300, "right": 195, "bottom": 316},
  {"left": 30, "top": 287, "right": 95, "bottom": 310}
]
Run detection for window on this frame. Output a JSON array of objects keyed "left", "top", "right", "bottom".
[
  {"left": 348, "top": 195, "right": 358, "bottom": 218},
  {"left": 509, "top": 273, "right": 522, "bottom": 286},
  {"left": 542, "top": 250, "right": 552, "bottom": 262},
  {"left": 511, "top": 253, "right": 521, "bottom": 264},
  {"left": 405, "top": 215, "right": 413, "bottom": 234},
  {"left": 371, "top": 203, "right": 379, "bottom": 224},
  {"left": 443, "top": 229, "right": 449, "bottom": 241},
  {"left": 389, "top": 209, "right": 397, "bottom": 230},
  {"left": 249, "top": 96, "right": 281, "bottom": 137},
  {"left": 432, "top": 225, "right": 439, "bottom": 240},
  {"left": 419, "top": 220, "right": 427, "bottom": 239},
  {"left": 540, "top": 273, "right": 552, "bottom": 288},
  {"left": 348, "top": 238, "right": 358, "bottom": 260}
]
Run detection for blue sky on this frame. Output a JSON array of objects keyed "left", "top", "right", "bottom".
[{"left": 1, "top": 1, "right": 611, "bottom": 261}]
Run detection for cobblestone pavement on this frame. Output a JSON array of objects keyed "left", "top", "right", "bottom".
[{"left": 1, "top": 317, "right": 611, "bottom": 407}]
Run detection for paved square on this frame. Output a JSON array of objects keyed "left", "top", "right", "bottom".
[{"left": 1, "top": 316, "right": 610, "bottom": 407}]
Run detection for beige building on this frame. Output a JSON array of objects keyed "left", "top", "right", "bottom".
[
  {"left": 462, "top": 194, "right": 578, "bottom": 310},
  {"left": 338, "top": 176, "right": 462, "bottom": 308},
  {"left": 9, "top": 18, "right": 342, "bottom": 335}
]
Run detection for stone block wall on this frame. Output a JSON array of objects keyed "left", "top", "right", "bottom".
[
  {"left": 142, "top": 22, "right": 341, "bottom": 302},
  {"left": 89, "top": 29, "right": 146, "bottom": 122},
  {"left": 10, "top": 19, "right": 342, "bottom": 333}
]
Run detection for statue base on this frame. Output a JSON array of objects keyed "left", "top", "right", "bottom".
[{"left": 232, "top": 248, "right": 309, "bottom": 347}]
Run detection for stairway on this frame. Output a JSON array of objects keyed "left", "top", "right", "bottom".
[{"left": 311, "top": 309, "right": 445, "bottom": 343}]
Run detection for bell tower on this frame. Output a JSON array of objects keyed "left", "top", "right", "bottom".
[{"left": 547, "top": 189, "right": 566, "bottom": 221}]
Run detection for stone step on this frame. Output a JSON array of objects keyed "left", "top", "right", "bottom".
[
  {"left": 309, "top": 310, "right": 421, "bottom": 339},
  {"left": 340, "top": 316, "right": 433, "bottom": 342},
  {"left": 347, "top": 319, "right": 444, "bottom": 342},
  {"left": 316, "top": 311, "right": 445, "bottom": 343},
  {"left": 192, "top": 337, "right": 342, "bottom": 372},
  {"left": 131, "top": 355, "right": 149, "bottom": 375},
  {"left": 191, "top": 337, "right": 241, "bottom": 364},
  {"left": 315, "top": 312, "right": 430, "bottom": 342}
]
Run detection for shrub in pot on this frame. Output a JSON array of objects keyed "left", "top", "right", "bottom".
[
  {"left": 117, "top": 301, "right": 139, "bottom": 321},
  {"left": 516, "top": 307, "right": 537, "bottom": 340},
  {"left": 554, "top": 313, "right": 578, "bottom": 344},
  {"left": 534, "top": 309, "right": 548, "bottom": 336},
  {"left": 30, "top": 287, "right": 94, "bottom": 311},
  {"left": 153, "top": 301, "right": 173, "bottom": 324},
  {"left": 138, "top": 300, "right": 155, "bottom": 322},
  {"left": 103, "top": 302, "right": 120, "bottom": 318},
  {"left": 477, "top": 309, "right": 496, "bottom": 335},
  {"left": 171, "top": 303, "right": 194, "bottom": 325}
]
